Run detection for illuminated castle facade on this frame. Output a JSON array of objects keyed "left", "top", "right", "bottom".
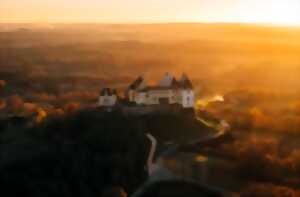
[
  {"left": 125, "top": 73, "right": 194, "bottom": 108},
  {"left": 99, "top": 73, "right": 195, "bottom": 109}
]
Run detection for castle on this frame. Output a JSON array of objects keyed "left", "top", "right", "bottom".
[{"left": 98, "top": 73, "right": 195, "bottom": 109}]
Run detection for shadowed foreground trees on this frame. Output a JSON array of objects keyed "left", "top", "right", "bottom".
[
  {"left": 0, "top": 110, "right": 150, "bottom": 196},
  {"left": 0, "top": 109, "right": 212, "bottom": 196}
]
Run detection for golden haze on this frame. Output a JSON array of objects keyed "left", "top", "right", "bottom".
[{"left": 0, "top": 0, "right": 300, "bottom": 26}]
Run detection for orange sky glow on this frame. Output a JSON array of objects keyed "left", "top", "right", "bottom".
[{"left": 0, "top": 0, "right": 300, "bottom": 26}]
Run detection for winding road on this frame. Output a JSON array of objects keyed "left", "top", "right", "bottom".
[{"left": 132, "top": 117, "right": 232, "bottom": 196}]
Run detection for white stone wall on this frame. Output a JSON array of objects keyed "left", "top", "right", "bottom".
[
  {"left": 98, "top": 95, "right": 117, "bottom": 107},
  {"left": 173, "top": 89, "right": 182, "bottom": 104},
  {"left": 130, "top": 88, "right": 195, "bottom": 108},
  {"left": 128, "top": 90, "right": 135, "bottom": 102},
  {"left": 135, "top": 92, "right": 148, "bottom": 105},
  {"left": 181, "top": 89, "right": 195, "bottom": 108},
  {"left": 146, "top": 89, "right": 174, "bottom": 105}
]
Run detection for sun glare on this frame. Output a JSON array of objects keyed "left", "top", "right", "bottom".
[
  {"left": 1, "top": 0, "right": 300, "bottom": 25},
  {"left": 266, "top": 1, "right": 299, "bottom": 25},
  {"left": 247, "top": 1, "right": 300, "bottom": 26}
]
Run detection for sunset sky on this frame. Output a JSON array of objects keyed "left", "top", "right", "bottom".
[{"left": 1, "top": 0, "right": 300, "bottom": 25}]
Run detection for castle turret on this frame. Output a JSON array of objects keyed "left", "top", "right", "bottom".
[
  {"left": 179, "top": 73, "right": 195, "bottom": 108},
  {"left": 98, "top": 88, "right": 118, "bottom": 107},
  {"left": 126, "top": 76, "right": 147, "bottom": 102}
]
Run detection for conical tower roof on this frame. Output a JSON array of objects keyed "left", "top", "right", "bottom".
[
  {"left": 128, "top": 76, "right": 144, "bottom": 90},
  {"left": 180, "top": 73, "right": 193, "bottom": 89}
]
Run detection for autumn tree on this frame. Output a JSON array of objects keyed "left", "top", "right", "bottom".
[{"left": 6, "top": 95, "right": 24, "bottom": 114}]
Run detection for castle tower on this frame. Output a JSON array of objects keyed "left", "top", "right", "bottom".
[
  {"left": 98, "top": 88, "right": 118, "bottom": 107},
  {"left": 180, "top": 73, "right": 195, "bottom": 108}
]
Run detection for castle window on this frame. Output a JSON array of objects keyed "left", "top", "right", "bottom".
[{"left": 103, "top": 98, "right": 109, "bottom": 104}]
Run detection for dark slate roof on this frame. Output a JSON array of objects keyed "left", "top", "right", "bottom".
[
  {"left": 180, "top": 75, "right": 193, "bottom": 89},
  {"left": 100, "top": 88, "right": 117, "bottom": 96},
  {"left": 171, "top": 78, "right": 180, "bottom": 88},
  {"left": 181, "top": 79, "right": 193, "bottom": 89},
  {"left": 129, "top": 76, "right": 144, "bottom": 90},
  {"left": 139, "top": 86, "right": 174, "bottom": 91},
  {"left": 128, "top": 73, "right": 193, "bottom": 93},
  {"left": 136, "top": 76, "right": 192, "bottom": 92}
]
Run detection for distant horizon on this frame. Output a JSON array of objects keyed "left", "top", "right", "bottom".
[
  {"left": 1, "top": 0, "right": 300, "bottom": 26},
  {"left": 1, "top": 21, "right": 300, "bottom": 28}
]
